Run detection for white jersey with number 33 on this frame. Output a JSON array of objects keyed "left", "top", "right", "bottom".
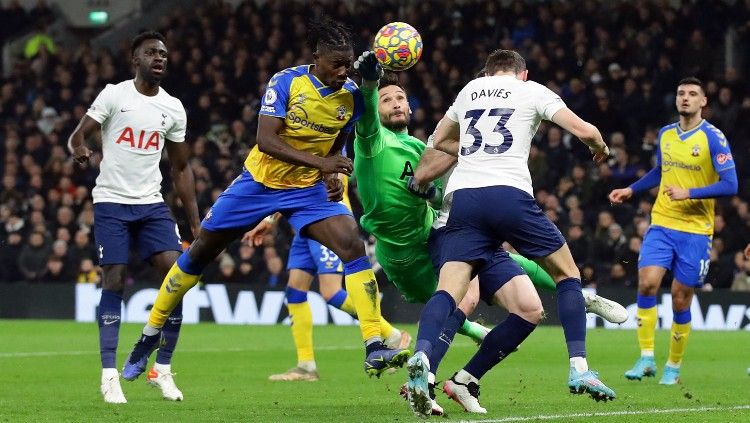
[{"left": 444, "top": 75, "right": 565, "bottom": 197}]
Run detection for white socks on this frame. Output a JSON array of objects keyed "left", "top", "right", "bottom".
[
  {"left": 455, "top": 369, "right": 479, "bottom": 385},
  {"left": 143, "top": 324, "right": 160, "bottom": 336},
  {"left": 298, "top": 360, "right": 317, "bottom": 372},
  {"left": 570, "top": 356, "right": 589, "bottom": 373},
  {"left": 153, "top": 362, "right": 171, "bottom": 373},
  {"left": 102, "top": 368, "right": 119, "bottom": 380}
]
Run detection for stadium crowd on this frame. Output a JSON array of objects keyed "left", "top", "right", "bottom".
[{"left": 1, "top": 0, "right": 750, "bottom": 290}]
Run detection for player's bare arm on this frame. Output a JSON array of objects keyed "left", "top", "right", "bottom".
[
  {"left": 664, "top": 185, "right": 690, "bottom": 201},
  {"left": 67, "top": 115, "right": 101, "bottom": 164},
  {"left": 414, "top": 147, "right": 456, "bottom": 185},
  {"left": 608, "top": 187, "right": 633, "bottom": 205},
  {"left": 550, "top": 107, "right": 609, "bottom": 163},
  {"left": 257, "top": 114, "right": 352, "bottom": 175},
  {"left": 432, "top": 116, "right": 461, "bottom": 157},
  {"left": 165, "top": 140, "right": 201, "bottom": 238}
]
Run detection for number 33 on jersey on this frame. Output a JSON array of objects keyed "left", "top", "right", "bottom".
[{"left": 444, "top": 75, "right": 566, "bottom": 197}]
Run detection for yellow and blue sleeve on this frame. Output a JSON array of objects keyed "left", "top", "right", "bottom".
[
  {"left": 259, "top": 71, "right": 293, "bottom": 119},
  {"left": 630, "top": 141, "right": 662, "bottom": 194},
  {"left": 689, "top": 125, "right": 737, "bottom": 199},
  {"left": 342, "top": 83, "right": 364, "bottom": 134}
]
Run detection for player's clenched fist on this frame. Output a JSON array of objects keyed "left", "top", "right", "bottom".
[
  {"left": 319, "top": 155, "right": 352, "bottom": 175},
  {"left": 354, "top": 51, "right": 384, "bottom": 82},
  {"left": 71, "top": 145, "right": 91, "bottom": 164},
  {"left": 324, "top": 174, "right": 344, "bottom": 202},
  {"left": 608, "top": 187, "right": 632, "bottom": 205},
  {"left": 589, "top": 143, "right": 610, "bottom": 164}
]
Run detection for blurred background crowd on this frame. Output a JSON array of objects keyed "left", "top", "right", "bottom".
[{"left": 1, "top": 0, "right": 750, "bottom": 290}]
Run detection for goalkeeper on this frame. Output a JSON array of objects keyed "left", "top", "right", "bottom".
[{"left": 351, "top": 52, "right": 626, "bottom": 414}]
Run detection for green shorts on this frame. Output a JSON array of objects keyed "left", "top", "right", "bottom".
[{"left": 376, "top": 240, "right": 437, "bottom": 303}]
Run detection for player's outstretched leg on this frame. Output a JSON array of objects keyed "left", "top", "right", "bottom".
[
  {"left": 511, "top": 252, "right": 628, "bottom": 324},
  {"left": 148, "top": 301, "right": 184, "bottom": 400},
  {"left": 307, "top": 217, "right": 411, "bottom": 376},
  {"left": 582, "top": 291, "right": 628, "bottom": 324},
  {"left": 337, "top": 256, "right": 409, "bottom": 377},
  {"left": 326, "top": 288, "right": 411, "bottom": 350},
  {"left": 124, "top": 253, "right": 202, "bottom": 380}
]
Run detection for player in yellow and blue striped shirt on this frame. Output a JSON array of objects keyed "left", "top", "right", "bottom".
[
  {"left": 609, "top": 77, "right": 738, "bottom": 386},
  {"left": 122, "top": 17, "right": 410, "bottom": 382}
]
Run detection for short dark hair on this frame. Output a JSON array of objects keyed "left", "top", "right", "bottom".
[
  {"left": 677, "top": 76, "right": 704, "bottom": 93},
  {"left": 474, "top": 67, "right": 487, "bottom": 78},
  {"left": 378, "top": 71, "right": 403, "bottom": 90},
  {"left": 131, "top": 31, "right": 166, "bottom": 56},
  {"left": 485, "top": 50, "right": 526, "bottom": 75},
  {"left": 307, "top": 15, "right": 352, "bottom": 52}
]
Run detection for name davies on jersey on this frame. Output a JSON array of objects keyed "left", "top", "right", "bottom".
[
  {"left": 470, "top": 88, "right": 511, "bottom": 101},
  {"left": 115, "top": 127, "right": 162, "bottom": 150}
]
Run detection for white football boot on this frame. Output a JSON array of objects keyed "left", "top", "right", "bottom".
[
  {"left": 101, "top": 368, "right": 127, "bottom": 404},
  {"left": 583, "top": 290, "right": 628, "bottom": 324},
  {"left": 443, "top": 373, "right": 486, "bottom": 414},
  {"left": 147, "top": 364, "right": 184, "bottom": 401}
]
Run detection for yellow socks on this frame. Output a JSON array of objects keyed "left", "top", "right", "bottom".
[
  {"left": 343, "top": 258, "right": 382, "bottom": 342},
  {"left": 636, "top": 295, "right": 657, "bottom": 355},
  {"left": 667, "top": 310, "right": 692, "bottom": 367},
  {"left": 329, "top": 288, "right": 394, "bottom": 340},
  {"left": 286, "top": 287, "right": 314, "bottom": 363},
  {"left": 149, "top": 263, "right": 200, "bottom": 328}
]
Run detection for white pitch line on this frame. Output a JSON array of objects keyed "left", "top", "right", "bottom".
[{"left": 457, "top": 405, "right": 750, "bottom": 423}]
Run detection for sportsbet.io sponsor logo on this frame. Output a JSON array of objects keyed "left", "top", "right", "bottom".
[
  {"left": 287, "top": 110, "right": 336, "bottom": 134},
  {"left": 661, "top": 153, "right": 701, "bottom": 172}
]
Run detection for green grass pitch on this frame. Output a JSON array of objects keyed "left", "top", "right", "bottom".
[{"left": 1, "top": 320, "right": 748, "bottom": 422}]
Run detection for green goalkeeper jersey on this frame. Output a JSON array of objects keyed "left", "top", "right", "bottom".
[{"left": 353, "top": 85, "right": 436, "bottom": 247}]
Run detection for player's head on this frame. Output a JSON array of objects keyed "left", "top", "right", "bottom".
[
  {"left": 308, "top": 16, "right": 353, "bottom": 91},
  {"left": 131, "top": 31, "right": 167, "bottom": 83},
  {"left": 485, "top": 49, "right": 528, "bottom": 81},
  {"left": 676, "top": 77, "right": 707, "bottom": 117},
  {"left": 378, "top": 71, "right": 410, "bottom": 131}
]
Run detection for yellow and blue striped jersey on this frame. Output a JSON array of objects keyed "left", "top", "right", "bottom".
[
  {"left": 652, "top": 120, "right": 735, "bottom": 235},
  {"left": 246, "top": 65, "right": 363, "bottom": 189}
]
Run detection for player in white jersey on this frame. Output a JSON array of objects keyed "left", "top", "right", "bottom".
[
  {"left": 67, "top": 31, "right": 199, "bottom": 404},
  {"left": 405, "top": 50, "right": 615, "bottom": 417}
]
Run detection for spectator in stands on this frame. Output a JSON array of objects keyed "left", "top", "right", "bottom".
[
  {"left": 76, "top": 258, "right": 99, "bottom": 284},
  {"left": 18, "top": 230, "right": 51, "bottom": 281}
]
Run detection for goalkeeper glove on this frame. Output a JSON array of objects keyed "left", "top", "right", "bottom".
[
  {"left": 354, "top": 51, "right": 384, "bottom": 81},
  {"left": 407, "top": 176, "right": 437, "bottom": 200}
]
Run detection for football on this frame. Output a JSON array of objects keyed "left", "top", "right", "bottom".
[{"left": 373, "top": 22, "right": 423, "bottom": 71}]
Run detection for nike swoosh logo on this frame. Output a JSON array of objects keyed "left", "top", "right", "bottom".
[
  {"left": 103, "top": 319, "right": 119, "bottom": 325},
  {"left": 120, "top": 108, "right": 133, "bottom": 112}
]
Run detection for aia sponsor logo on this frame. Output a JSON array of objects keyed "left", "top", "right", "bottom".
[{"left": 115, "top": 127, "right": 161, "bottom": 150}]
